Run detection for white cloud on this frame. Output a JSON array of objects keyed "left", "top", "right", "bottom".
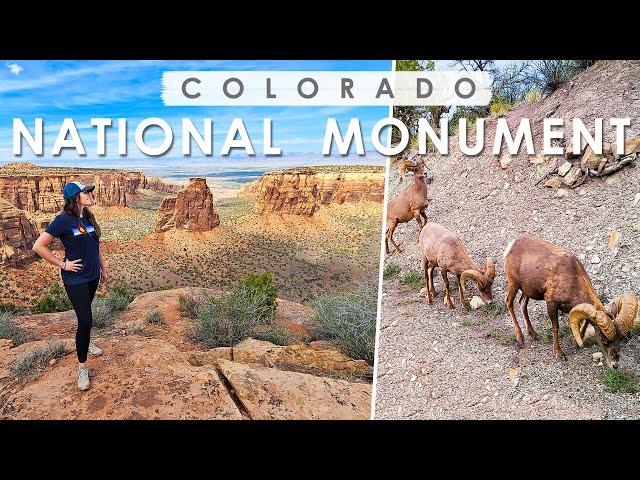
[{"left": 7, "top": 63, "right": 23, "bottom": 75}]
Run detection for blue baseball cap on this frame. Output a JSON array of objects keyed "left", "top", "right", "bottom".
[{"left": 63, "top": 181, "right": 95, "bottom": 201}]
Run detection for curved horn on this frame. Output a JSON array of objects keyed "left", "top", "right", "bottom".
[
  {"left": 610, "top": 292, "right": 638, "bottom": 337},
  {"left": 460, "top": 269, "right": 485, "bottom": 294},
  {"left": 484, "top": 258, "right": 496, "bottom": 280},
  {"left": 568, "top": 303, "right": 616, "bottom": 347}
]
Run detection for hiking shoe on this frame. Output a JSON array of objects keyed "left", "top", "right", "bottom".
[
  {"left": 77, "top": 367, "right": 90, "bottom": 391},
  {"left": 88, "top": 342, "right": 102, "bottom": 356}
]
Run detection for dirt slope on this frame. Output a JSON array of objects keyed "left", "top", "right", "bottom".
[{"left": 376, "top": 60, "right": 640, "bottom": 419}]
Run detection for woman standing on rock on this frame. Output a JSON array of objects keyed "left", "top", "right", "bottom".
[{"left": 32, "top": 181, "right": 108, "bottom": 391}]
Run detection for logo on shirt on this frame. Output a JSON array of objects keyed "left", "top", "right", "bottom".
[{"left": 72, "top": 222, "right": 95, "bottom": 236}]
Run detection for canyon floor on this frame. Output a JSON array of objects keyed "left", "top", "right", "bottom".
[
  {"left": 1, "top": 187, "right": 383, "bottom": 307},
  {"left": 375, "top": 61, "right": 640, "bottom": 420}
]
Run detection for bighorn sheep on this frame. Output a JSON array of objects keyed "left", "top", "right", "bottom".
[
  {"left": 419, "top": 222, "right": 496, "bottom": 309},
  {"left": 503, "top": 235, "right": 638, "bottom": 367},
  {"left": 397, "top": 153, "right": 423, "bottom": 184},
  {"left": 385, "top": 160, "right": 429, "bottom": 254}
]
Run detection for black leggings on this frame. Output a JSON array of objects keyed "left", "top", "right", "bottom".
[{"left": 64, "top": 278, "right": 100, "bottom": 363}]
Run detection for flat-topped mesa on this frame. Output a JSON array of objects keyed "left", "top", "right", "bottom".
[
  {"left": 0, "top": 165, "right": 141, "bottom": 212},
  {"left": 254, "top": 165, "right": 385, "bottom": 216},
  {"left": 155, "top": 177, "right": 220, "bottom": 232},
  {"left": 236, "top": 179, "right": 261, "bottom": 199},
  {"left": 0, "top": 164, "right": 180, "bottom": 213},
  {"left": 0, "top": 198, "right": 39, "bottom": 266}
]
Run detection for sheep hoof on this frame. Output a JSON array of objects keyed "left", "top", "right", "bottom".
[{"left": 554, "top": 350, "right": 567, "bottom": 361}]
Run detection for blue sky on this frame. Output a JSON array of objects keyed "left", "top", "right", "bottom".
[{"left": 0, "top": 60, "right": 391, "bottom": 164}]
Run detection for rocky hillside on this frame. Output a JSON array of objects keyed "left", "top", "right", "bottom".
[
  {"left": 0, "top": 162, "right": 177, "bottom": 213},
  {"left": 254, "top": 165, "right": 385, "bottom": 216},
  {"left": 377, "top": 60, "right": 640, "bottom": 419},
  {"left": 0, "top": 199, "right": 39, "bottom": 266},
  {"left": 155, "top": 178, "right": 220, "bottom": 232},
  {"left": 0, "top": 287, "right": 372, "bottom": 419}
]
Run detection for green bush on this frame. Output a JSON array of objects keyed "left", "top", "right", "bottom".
[
  {"left": 193, "top": 286, "right": 272, "bottom": 348},
  {"left": 312, "top": 287, "right": 377, "bottom": 365},
  {"left": 490, "top": 101, "right": 510, "bottom": 117},
  {"left": 31, "top": 285, "right": 72, "bottom": 314},
  {"left": 233, "top": 272, "right": 277, "bottom": 322},
  {"left": 146, "top": 310, "right": 165, "bottom": 325},
  {"left": 11, "top": 340, "right": 66, "bottom": 381},
  {"left": 0, "top": 312, "right": 28, "bottom": 346},
  {"left": 603, "top": 368, "right": 638, "bottom": 394},
  {"left": 179, "top": 294, "right": 203, "bottom": 318},
  {"left": 401, "top": 272, "right": 421, "bottom": 288},
  {"left": 383, "top": 264, "right": 400, "bottom": 280},
  {"left": 92, "top": 298, "right": 115, "bottom": 329},
  {"left": 252, "top": 321, "right": 295, "bottom": 346},
  {"left": 106, "top": 285, "right": 134, "bottom": 311},
  {"left": 0, "top": 302, "right": 21, "bottom": 314},
  {"left": 524, "top": 90, "right": 541, "bottom": 104}
]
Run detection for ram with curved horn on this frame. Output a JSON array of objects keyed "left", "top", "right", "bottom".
[
  {"left": 503, "top": 235, "right": 638, "bottom": 368},
  {"left": 419, "top": 222, "right": 496, "bottom": 309}
]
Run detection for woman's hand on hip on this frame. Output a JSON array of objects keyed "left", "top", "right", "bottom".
[
  {"left": 100, "top": 266, "right": 109, "bottom": 283},
  {"left": 64, "top": 259, "right": 83, "bottom": 272}
]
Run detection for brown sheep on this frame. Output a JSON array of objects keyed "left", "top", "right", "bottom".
[
  {"left": 503, "top": 235, "right": 638, "bottom": 367},
  {"left": 385, "top": 160, "right": 429, "bottom": 254},
  {"left": 419, "top": 222, "right": 496, "bottom": 309}
]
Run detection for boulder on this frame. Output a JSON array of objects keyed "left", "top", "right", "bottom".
[
  {"left": 216, "top": 358, "right": 371, "bottom": 420},
  {"left": 500, "top": 155, "right": 513, "bottom": 169},
  {"left": 581, "top": 146, "right": 607, "bottom": 170},
  {"left": 558, "top": 162, "right": 573, "bottom": 177},
  {"left": 232, "top": 338, "right": 373, "bottom": 381},
  {"left": 613, "top": 135, "right": 640, "bottom": 158},
  {"left": 562, "top": 167, "right": 583, "bottom": 186}
]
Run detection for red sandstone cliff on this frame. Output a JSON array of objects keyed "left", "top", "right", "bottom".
[
  {"left": 254, "top": 165, "right": 385, "bottom": 216},
  {"left": 155, "top": 178, "right": 220, "bottom": 232},
  {"left": 0, "top": 163, "right": 179, "bottom": 213},
  {"left": 0, "top": 199, "right": 39, "bottom": 266}
]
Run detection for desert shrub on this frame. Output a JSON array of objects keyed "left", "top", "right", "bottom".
[
  {"left": 146, "top": 310, "right": 165, "bottom": 325},
  {"left": 0, "top": 302, "right": 21, "bottom": 314},
  {"left": 193, "top": 286, "right": 271, "bottom": 348},
  {"left": 529, "top": 60, "right": 574, "bottom": 96},
  {"left": 31, "top": 285, "right": 72, "bottom": 314},
  {"left": 383, "top": 264, "right": 400, "bottom": 279},
  {"left": 524, "top": 90, "right": 541, "bottom": 104},
  {"left": 233, "top": 271, "right": 277, "bottom": 322},
  {"left": 11, "top": 340, "right": 66, "bottom": 381},
  {"left": 178, "top": 294, "right": 204, "bottom": 318},
  {"left": 312, "top": 287, "right": 377, "bottom": 364},
  {"left": 106, "top": 285, "right": 134, "bottom": 311},
  {"left": 252, "top": 321, "right": 295, "bottom": 346},
  {"left": 92, "top": 298, "right": 115, "bottom": 329},
  {"left": 0, "top": 312, "right": 27, "bottom": 346},
  {"left": 490, "top": 100, "right": 510, "bottom": 117},
  {"left": 483, "top": 301, "right": 507, "bottom": 318},
  {"left": 401, "top": 271, "right": 421, "bottom": 288},
  {"left": 604, "top": 368, "right": 638, "bottom": 394}
]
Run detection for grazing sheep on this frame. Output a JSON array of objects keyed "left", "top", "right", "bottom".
[
  {"left": 503, "top": 235, "right": 638, "bottom": 367},
  {"left": 419, "top": 222, "right": 496, "bottom": 309}
]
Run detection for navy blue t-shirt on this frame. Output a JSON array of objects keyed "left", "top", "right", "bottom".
[{"left": 45, "top": 213, "right": 100, "bottom": 285}]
